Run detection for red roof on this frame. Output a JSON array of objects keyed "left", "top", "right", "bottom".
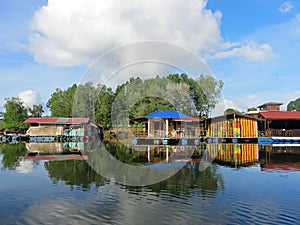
[
  {"left": 171, "top": 117, "right": 202, "bottom": 122},
  {"left": 24, "top": 117, "right": 90, "bottom": 124},
  {"left": 24, "top": 118, "right": 58, "bottom": 124},
  {"left": 259, "top": 111, "right": 300, "bottom": 120}
]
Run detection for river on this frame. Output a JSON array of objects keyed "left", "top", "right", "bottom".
[{"left": 0, "top": 142, "right": 300, "bottom": 224}]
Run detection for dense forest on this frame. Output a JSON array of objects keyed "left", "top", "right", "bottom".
[{"left": 0, "top": 73, "right": 223, "bottom": 130}]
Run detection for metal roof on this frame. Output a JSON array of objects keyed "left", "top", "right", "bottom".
[
  {"left": 171, "top": 118, "right": 202, "bottom": 122},
  {"left": 259, "top": 111, "right": 300, "bottom": 120},
  {"left": 24, "top": 117, "right": 90, "bottom": 124},
  {"left": 145, "top": 110, "right": 189, "bottom": 119}
]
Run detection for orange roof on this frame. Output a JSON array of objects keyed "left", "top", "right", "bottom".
[{"left": 259, "top": 111, "right": 300, "bottom": 120}]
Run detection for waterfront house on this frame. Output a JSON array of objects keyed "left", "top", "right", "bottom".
[
  {"left": 258, "top": 111, "right": 300, "bottom": 137},
  {"left": 143, "top": 110, "right": 202, "bottom": 138},
  {"left": 24, "top": 117, "right": 103, "bottom": 142},
  {"left": 206, "top": 113, "right": 258, "bottom": 138}
]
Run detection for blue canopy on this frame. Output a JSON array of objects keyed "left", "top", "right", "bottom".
[{"left": 145, "top": 110, "right": 189, "bottom": 119}]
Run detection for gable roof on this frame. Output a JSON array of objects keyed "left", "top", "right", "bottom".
[
  {"left": 257, "top": 102, "right": 283, "bottom": 108},
  {"left": 259, "top": 111, "right": 300, "bottom": 120},
  {"left": 145, "top": 110, "right": 189, "bottom": 119},
  {"left": 24, "top": 117, "right": 90, "bottom": 124}
]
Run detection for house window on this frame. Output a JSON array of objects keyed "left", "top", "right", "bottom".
[{"left": 154, "top": 120, "right": 164, "bottom": 130}]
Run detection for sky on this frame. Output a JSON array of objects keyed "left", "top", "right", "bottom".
[{"left": 1, "top": 0, "right": 300, "bottom": 116}]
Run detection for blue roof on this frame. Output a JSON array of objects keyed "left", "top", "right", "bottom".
[{"left": 145, "top": 110, "right": 189, "bottom": 119}]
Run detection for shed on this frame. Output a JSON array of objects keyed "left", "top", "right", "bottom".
[
  {"left": 145, "top": 110, "right": 202, "bottom": 137},
  {"left": 24, "top": 117, "right": 91, "bottom": 137}
]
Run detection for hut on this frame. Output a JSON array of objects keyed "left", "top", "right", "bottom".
[
  {"left": 144, "top": 110, "right": 202, "bottom": 138},
  {"left": 206, "top": 113, "right": 258, "bottom": 138},
  {"left": 24, "top": 117, "right": 102, "bottom": 141}
]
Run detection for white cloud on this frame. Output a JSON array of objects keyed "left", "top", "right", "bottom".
[
  {"left": 211, "top": 41, "right": 275, "bottom": 61},
  {"left": 294, "top": 13, "right": 300, "bottom": 22},
  {"left": 211, "top": 99, "right": 243, "bottom": 117},
  {"left": 279, "top": 2, "right": 293, "bottom": 14},
  {"left": 29, "top": 0, "right": 273, "bottom": 68},
  {"left": 18, "top": 90, "right": 41, "bottom": 108},
  {"left": 16, "top": 160, "right": 34, "bottom": 174}
]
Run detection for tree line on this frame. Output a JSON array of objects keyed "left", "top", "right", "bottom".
[{"left": 1, "top": 74, "right": 223, "bottom": 130}]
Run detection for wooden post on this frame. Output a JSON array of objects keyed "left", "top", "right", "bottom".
[{"left": 148, "top": 119, "right": 151, "bottom": 137}]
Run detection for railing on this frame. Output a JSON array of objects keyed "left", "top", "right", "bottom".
[{"left": 266, "top": 129, "right": 300, "bottom": 137}]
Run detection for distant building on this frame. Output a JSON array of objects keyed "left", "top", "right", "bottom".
[{"left": 257, "top": 102, "right": 283, "bottom": 112}]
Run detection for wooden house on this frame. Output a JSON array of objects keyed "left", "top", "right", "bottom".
[
  {"left": 144, "top": 110, "right": 202, "bottom": 138},
  {"left": 258, "top": 111, "right": 300, "bottom": 137}
]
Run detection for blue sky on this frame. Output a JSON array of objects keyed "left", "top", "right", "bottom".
[{"left": 1, "top": 0, "right": 300, "bottom": 116}]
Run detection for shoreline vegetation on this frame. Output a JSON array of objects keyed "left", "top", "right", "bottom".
[{"left": 0, "top": 74, "right": 223, "bottom": 132}]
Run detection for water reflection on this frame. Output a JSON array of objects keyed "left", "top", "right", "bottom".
[
  {"left": 1, "top": 143, "right": 300, "bottom": 224},
  {"left": 0, "top": 143, "right": 27, "bottom": 170},
  {"left": 260, "top": 144, "right": 300, "bottom": 172},
  {"left": 45, "top": 160, "right": 107, "bottom": 191}
]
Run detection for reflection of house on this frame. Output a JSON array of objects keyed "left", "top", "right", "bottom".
[
  {"left": 145, "top": 110, "right": 202, "bottom": 138},
  {"left": 208, "top": 144, "right": 258, "bottom": 167},
  {"left": 258, "top": 111, "right": 300, "bottom": 137}
]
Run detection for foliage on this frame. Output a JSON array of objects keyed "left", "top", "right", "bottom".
[
  {"left": 28, "top": 104, "right": 44, "bottom": 117},
  {"left": 94, "top": 84, "right": 114, "bottom": 127},
  {"left": 1, "top": 97, "right": 29, "bottom": 130},
  {"left": 247, "top": 107, "right": 257, "bottom": 112},
  {"left": 46, "top": 84, "right": 77, "bottom": 117},
  {"left": 224, "top": 108, "right": 242, "bottom": 115},
  {"left": 287, "top": 98, "right": 300, "bottom": 111},
  {"left": 45, "top": 73, "right": 223, "bottom": 128}
]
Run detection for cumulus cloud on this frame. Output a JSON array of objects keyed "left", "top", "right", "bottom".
[
  {"left": 18, "top": 90, "right": 41, "bottom": 108},
  {"left": 29, "top": 0, "right": 273, "bottom": 68},
  {"left": 211, "top": 41, "right": 275, "bottom": 61},
  {"left": 279, "top": 2, "right": 293, "bottom": 14},
  {"left": 211, "top": 99, "right": 245, "bottom": 117}
]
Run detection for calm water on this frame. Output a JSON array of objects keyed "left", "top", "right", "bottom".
[{"left": 1, "top": 142, "right": 300, "bottom": 225}]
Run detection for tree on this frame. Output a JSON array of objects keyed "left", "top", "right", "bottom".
[
  {"left": 287, "top": 98, "right": 300, "bottom": 111},
  {"left": 247, "top": 107, "right": 257, "bottom": 112},
  {"left": 28, "top": 104, "right": 44, "bottom": 117},
  {"left": 94, "top": 84, "right": 114, "bottom": 127},
  {"left": 2, "top": 97, "right": 29, "bottom": 130},
  {"left": 224, "top": 108, "right": 242, "bottom": 115},
  {"left": 188, "top": 74, "right": 223, "bottom": 118},
  {"left": 47, "top": 84, "right": 77, "bottom": 117}
]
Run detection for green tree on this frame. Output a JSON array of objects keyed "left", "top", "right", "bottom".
[
  {"left": 247, "top": 107, "right": 257, "bottom": 112},
  {"left": 72, "top": 82, "right": 97, "bottom": 120},
  {"left": 47, "top": 84, "right": 77, "bottom": 117},
  {"left": 1, "top": 97, "right": 28, "bottom": 130},
  {"left": 95, "top": 84, "right": 114, "bottom": 127},
  {"left": 28, "top": 104, "right": 44, "bottom": 117},
  {"left": 287, "top": 98, "right": 300, "bottom": 111},
  {"left": 196, "top": 74, "right": 223, "bottom": 118},
  {"left": 224, "top": 108, "right": 242, "bottom": 115}
]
